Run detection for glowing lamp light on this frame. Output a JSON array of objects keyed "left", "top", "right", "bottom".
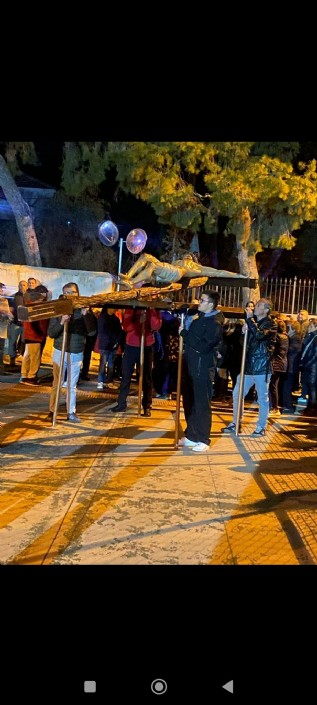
[
  {"left": 97, "top": 220, "right": 148, "bottom": 283},
  {"left": 98, "top": 220, "right": 119, "bottom": 247},
  {"left": 126, "top": 228, "right": 147, "bottom": 254}
]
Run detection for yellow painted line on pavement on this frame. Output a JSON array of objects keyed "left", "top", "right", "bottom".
[
  {"left": 0, "top": 435, "right": 125, "bottom": 527},
  {"left": 0, "top": 458, "right": 90, "bottom": 527},
  {"left": 9, "top": 430, "right": 178, "bottom": 564}
]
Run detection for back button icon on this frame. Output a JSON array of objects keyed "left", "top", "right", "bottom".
[{"left": 222, "top": 680, "right": 234, "bottom": 693}]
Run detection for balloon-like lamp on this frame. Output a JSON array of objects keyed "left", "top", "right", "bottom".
[
  {"left": 98, "top": 220, "right": 119, "bottom": 247},
  {"left": 118, "top": 228, "right": 147, "bottom": 275},
  {"left": 98, "top": 220, "right": 147, "bottom": 288},
  {"left": 126, "top": 228, "right": 147, "bottom": 255}
]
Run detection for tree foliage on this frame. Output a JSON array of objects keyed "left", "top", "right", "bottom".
[
  {"left": 0, "top": 141, "right": 39, "bottom": 176},
  {"left": 0, "top": 142, "right": 115, "bottom": 271},
  {"left": 104, "top": 142, "right": 317, "bottom": 262},
  {"left": 60, "top": 141, "right": 317, "bottom": 281},
  {"left": 61, "top": 142, "right": 108, "bottom": 196},
  {"left": 34, "top": 192, "right": 117, "bottom": 271}
]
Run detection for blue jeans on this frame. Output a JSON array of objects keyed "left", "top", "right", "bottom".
[
  {"left": 233, "top": 373, "right": 271, "bottom": 429},
  {"left": 50, "top": 348, "right": 83, "bottom": 415},
  {"left": 98, "top": 350, "right": 115, "bottom": 383},
  {"left": 7, "top": 322, "right": 23, "bottom": 358}
]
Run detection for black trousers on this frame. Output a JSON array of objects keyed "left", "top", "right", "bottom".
[
  {"left": 81, "top": 333, "right": 97, "bottom": 378},
  {"left": 182, "top": 359, "right": 213, "bottom": 445},
  {"left": 0, "top": 337, "right": 5, "bottom": 362},
  {"left": 302, "top": 366, "right": 317, "bottom": 407},
  {"left": 269, "top": 371, "right": 285, "bottom": 409},
  {"left": 283, "top": 372, "right": 298, "bottom": 409},
  {"left": 117, "top": 344, "right": 153, "bottom": 410}
]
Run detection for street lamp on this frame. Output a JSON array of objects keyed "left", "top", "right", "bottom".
[{"left": 98, "top": 220, "right": 147, "bottom": 278}]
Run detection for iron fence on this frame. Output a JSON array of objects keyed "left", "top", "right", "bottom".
[
  {"left": 260, "top": 276, "right": 317, "bottom": 315},
  {"left": 206, "top": 276, "right": 317, "bottom": 314},
  {"left": 205, "top": 284, "right": 244, "bottom": 308},
  {"left": 172, "top": 275, "right": 317, "bottom": 315}
]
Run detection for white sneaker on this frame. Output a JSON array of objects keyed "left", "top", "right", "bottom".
[
  {"left": 192, "top": 442, "right": 210, "bottom": 453},
  {"left": 178, "top": 436, "right": 197, "bottom": 447},
  {"left": 97, "top": 382, "right": 104, "bottom": 390}
]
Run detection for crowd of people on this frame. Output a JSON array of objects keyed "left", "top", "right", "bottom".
[
  {"left": 219, "top": 306, "right": 317, "bottom": 432},
  {"left": 0, "top": 276, "right": 316, "bottom": 450}
]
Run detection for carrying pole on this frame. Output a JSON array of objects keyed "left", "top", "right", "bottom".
[
  {"left": 137, "top": 317, "right": 145, "bottom": 416},
  {"left": 52, "top": 320, "right": 68, "bottom": 427},
  {"left": 117, "top": 238, "right": 124, "bottom": 292},
  {"left": 235, "top": 325, "right": 248, "bottom": 436},
  {"left": 174, "top": 313, "right": 185, "bottom": 448}
]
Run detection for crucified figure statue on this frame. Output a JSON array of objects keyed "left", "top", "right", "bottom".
[{"left": 119, "top": 253, "right": 252, "bottom": 290}]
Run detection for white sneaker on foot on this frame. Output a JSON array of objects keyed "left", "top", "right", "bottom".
[
  {"left": 97, "top": 382, "right": 104, "bottom": 390},
  {"left": 178, "top": 437, "right": 197, "bottom": 447},
  {"left": 192, "top": 442, "right": 210, "bottom": 452}
]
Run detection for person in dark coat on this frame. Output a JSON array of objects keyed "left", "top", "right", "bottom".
[
  {"left": 95, "top": 307, "right": 122, "bottom": 389},
  {"left": 47, "top": 282, "right": 96, "bottom": 423},
  {"left": 79, "top": 308, "right": 98, "bottom": 381},
  {"left": 0, "top": 282, "right": 13, "bottom": 371},
  {"left": 300, "top": 318, "right": 317, "bottom": 415},
  {"left": 282, "top": 320, "right": 302, "bottom": 413},
  {"left": 225, "top": 320, "right": 244, "bottom": 391},
  {"left": 268, "top": 319, "right": 289, "bottom": 416},
  {"left": 153, "top": 310, "right": 180, "bottom": 398},
  {"left": 223, "top": 298, "right": 277, "bottom": 436},
  {"left": 297, "top": 309, "right": 310, "bottom": 341},
  {"left": 179, "top": 289, "right": 224, "bottom": 452},
  {"left": 7, "top": 279, "right": 27, "bottom": 365}
]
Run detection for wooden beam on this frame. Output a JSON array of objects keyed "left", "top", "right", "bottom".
[{"left": 17, "top": 299, "right": 73, "bottom": 322}]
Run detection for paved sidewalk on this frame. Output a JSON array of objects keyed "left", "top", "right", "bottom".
[{"left": 0, "top": 361, "right": 317, "bottom": 565}]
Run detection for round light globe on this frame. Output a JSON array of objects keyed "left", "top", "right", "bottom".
[
  {"left": 126, "top": 228, "right": 147, "bottom": 254},
  {"left": 98, "top": 220, "right": 119, "bottom": 246}
]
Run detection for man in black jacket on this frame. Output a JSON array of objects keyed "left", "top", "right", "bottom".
[
  {"left": 96, "top": 307, "right": 123, "bottom": 389},
  {"left": 223, "top": 298, "right": 277, "bottom": 436},
  {"left": 7, "top": 279, "right": 27, "bottom": 365},
  {"left": 179, "top": 290, "right": 224, "bottom": 452}
]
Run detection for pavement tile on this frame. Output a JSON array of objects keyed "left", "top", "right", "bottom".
[{"left": 1, "top": 364, "right": 317, "bottom": 565}]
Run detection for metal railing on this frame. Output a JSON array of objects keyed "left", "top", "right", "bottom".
[
  {"left": 171, "top": 275, "right": 317, "bottom": 315},
  {"left": 260, "top": 276, "right": 317, "bottom": 315},
  {"left": 202, "top": 276, "right": 317, "bottom": 314}
]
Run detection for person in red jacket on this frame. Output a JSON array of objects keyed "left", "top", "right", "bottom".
[
  {"left": 110, "top": 308, "right": 162, "bottom": 416},
  {"left": 20, "top": 285, "right": 49, "bottom": 385}
]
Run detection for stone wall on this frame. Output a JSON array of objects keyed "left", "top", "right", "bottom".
[{"left": 0, "top": 262, "right": 114, "bottom": 299}]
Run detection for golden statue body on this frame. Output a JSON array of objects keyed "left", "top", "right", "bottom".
[{"left": 119, "top": 253, "right": 251, "bottom": 290}]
